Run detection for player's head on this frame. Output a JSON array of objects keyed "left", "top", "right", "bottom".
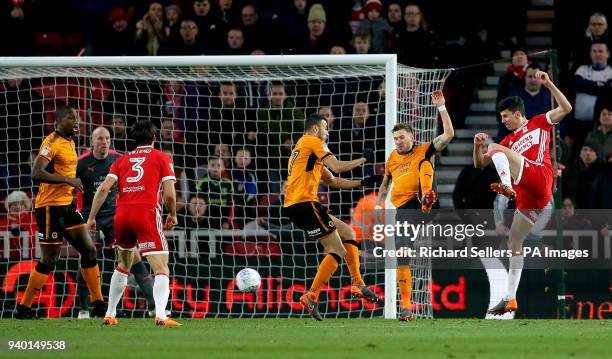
[
  {"left": 91, "top": 127, "right": 111, "bottom": 158},
  {"left": 392, "top": 123, "right": 414, "bottom": 154},
  {"left": 207, "top": 156, "right": 225, "bottom": 179},
  {"left": 497, "top": 96, "right": 526, "bottom": 131},
  {"left": 305, "top": 113, "right": 329, "bottom": 142},
  {"left": 54, "top": 105, "right": 79, "bottom": 136},
  {"left": 131, "top": 119, "right": 157, "bottom": 146}
]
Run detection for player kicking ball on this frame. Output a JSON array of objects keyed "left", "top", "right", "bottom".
[
  {"left": 284, "top": 114, "right": 383, "bottom": 321},
  {"left": 377, "top": 90, "right": 455, "bottom": 320},
  {"left": 87, "top": 120, "right": 181, "bottom": 327},
  {"left": 473, "top": 70, "right": 572, "bottom": 315}
]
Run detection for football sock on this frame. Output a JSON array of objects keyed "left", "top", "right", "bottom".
[
  {"left": 490, "top": 151, "right": 512, "bottom": 187},
  {"left": 81, "top": 264, "right": 104, "bottom": 302},
  {"left": 504, "top": 253, "right": 524, "bottom": 301},
  {"left": 419, "top": 160, "right": 434, "bottom": 195},
  {"left": 131, "top": 261, "right": 155, "bottom": 309},
  {"left": 20, "top": 263, "right": 51, "bottom": 307},
  {"left": 397, "top": 265, "right": 412, "bottom": 310},
  {"left": 106, "top": 267, "right": 129, "bottom": 318},
  {"left": 76, "top": 270, "right": 89, "bottom": 310},
  {"left": 153, "top": 274, "right": 170, "bottom": 320},
  {"left": 308, "top": 254, "right": 340, "bottom": 301},
  {"left": 343, "top": 241, "right": 364, "bottom": 287}
]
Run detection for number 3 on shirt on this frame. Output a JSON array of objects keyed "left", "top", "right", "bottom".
[
  {"left": 288, "top": 150, "right": 300, "bottom": 176},
  {"left": 127, "top": 157, "right": 146, "bottom": 183}
]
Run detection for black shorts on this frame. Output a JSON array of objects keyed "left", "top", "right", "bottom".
[
  {"left": 395, "top": 197, "right": 438, "bottom": 265},
  {"left": 35, "top": 202, "right": 86, "bottom": 245},
  {"left": 90, "top": 214, "right": 115, "bottom": 247},
  {"left": 284, "top": 202, "right": 336, "bottom": 240}
]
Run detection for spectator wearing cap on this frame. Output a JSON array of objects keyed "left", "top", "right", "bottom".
[
  {"left": 348, "top": 0, "right": 366, "bottom": 34},
  {"left": 294, "top": 4, "right": 333, "bottom": 54},
  {"left": 563, "top": 142, "right": 604, "bottom": 209},
  {"left": 94, "top": 7, "right": 135, "bottom": 55},
  {"left": 358, "top": 0, "right": 390, "bottom": 54},
  {"left": 165, "top": 4, "right": 183, "bottom": 43},
  {"left": 584, "top": 105, "right": 612, "bottom": 160}
]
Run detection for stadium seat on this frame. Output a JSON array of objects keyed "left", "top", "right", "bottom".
[{"left": 32, "top": 32, "right": 64, "bottom": 56}]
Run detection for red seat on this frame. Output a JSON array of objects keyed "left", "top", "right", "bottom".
[{"left": 32, "top": 32, "right": 64, "bottom": 56}]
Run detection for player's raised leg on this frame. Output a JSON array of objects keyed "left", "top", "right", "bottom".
[
  {"left": 300, "top": 231, "right": 345, "bottom": 321},
  {"left": 331, "top": 215, "right": 383, "bottom": 305}
]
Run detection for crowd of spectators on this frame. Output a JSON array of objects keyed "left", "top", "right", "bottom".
[{"left": 0, "top": 1, "right": 611, "bottom": 258}]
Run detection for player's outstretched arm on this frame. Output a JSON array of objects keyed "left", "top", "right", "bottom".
[
  {"left": 86, "top": 176, "right": 117, "bottom": 232},
  {"left": 473, "top": 133, "right": 492, "bottom": 168},
  {"left": 537, "top": 70, "right": 572, "bottom": 123},
  {"left": 162, "top": 179, "right": 178, "bottom": 229},
  {"left": 322, "top": 154, "right": 366, "bottom": 174},
  {"left": 321, "top": 168, "right": 383, "bottom": 189},
  {"left": 431, "top": 90, "right": 455, "bottom": 151},
  {"left": 32, "top": 156, "right": 83, "bottom": 191},
  {"left": 376, "top": 175, "right": 391, "bottom": 207}
]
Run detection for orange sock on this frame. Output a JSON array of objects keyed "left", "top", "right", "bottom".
[
  {"left": 419, "top": 160, "right": 434, "bottom": 195},
  {"left": 81, "top": 265, "right": 103, "bottom": 302},
  {"left": 308, "top": 255, "right": 339, "bottom": 301},
  {"left": 20, "top": 268, "right": 50, "bottom": 307},
  {"left": 397, "top": 266, "right": 412, "bottom": 310},
  {"left": 343, "top": 242, "right": 364, "bottom": 287}
]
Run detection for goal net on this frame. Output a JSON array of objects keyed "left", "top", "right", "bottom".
[{"left": 0, "top": 55, "right": 450, "bottom": 319}]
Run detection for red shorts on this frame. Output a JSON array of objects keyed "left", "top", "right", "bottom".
[
  {"left": 513, "top": 157, "right": 553, "bottom": 223},
  {"left": 113, "top": 205, "right": 168, "bottom": 256}
]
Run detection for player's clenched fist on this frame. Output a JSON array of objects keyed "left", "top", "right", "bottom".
[
  {"left": 164, "top": 214, "right": 178, "bottom": 230},
  {"left": 473, "top": 132, "right": 488, "bottom": 146},
  {"left": 535, "top": 70, "right": 552, "bottom": 86}
]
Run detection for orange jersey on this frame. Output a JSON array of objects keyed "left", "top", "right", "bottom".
[
  {"left": 35, "top": 132, "right": 78, "bottom": 208},
  {"left": 385, "top": 143, "right": 435, "bottom": 207},
  {"left": 284, "top": 134, "right": 332, "bottom": 207}
]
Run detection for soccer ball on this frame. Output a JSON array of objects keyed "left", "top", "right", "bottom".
[{"left": 235, "top": 268, "right": 261, "bottom": 292}]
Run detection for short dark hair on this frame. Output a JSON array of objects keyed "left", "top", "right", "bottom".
[
  {"left": 131, "top": 119, "right": 156, "bottom": 146},
  {"left": 526, "top": 63, "right": 542, "bottom": 71},
  {"left": 305, "top": 113, "right": 326, "bottom": 131},
  {"left": 54, "top": 105, "right": 75, "bottom": 122},
  {"left": 392, "top": 123, "right": 414, "bottom": 134},
  {"left": 208, "top": 155, "right": 222, "bottom": 163},
  {"left": 497, "top": 96, "right": 525, "bottom": 115},
  {"left": 591, "top": 40, "right": 609, "bottom": 51}
]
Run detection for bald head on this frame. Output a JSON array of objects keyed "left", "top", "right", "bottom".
[{"left": 92, "top": 126, "right": 111, "bottom": 159}]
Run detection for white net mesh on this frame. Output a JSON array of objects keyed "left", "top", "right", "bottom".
[{"left": 0, "top": 58, "right": 450, "bottom": 319}]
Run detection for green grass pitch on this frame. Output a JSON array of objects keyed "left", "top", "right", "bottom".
[{"left": 1, "top": 319, "right": 610, "bottom": 359}]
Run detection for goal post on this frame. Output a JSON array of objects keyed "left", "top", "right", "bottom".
[{"left": 0, "top": 55, "right": 450, "bottom": 319}]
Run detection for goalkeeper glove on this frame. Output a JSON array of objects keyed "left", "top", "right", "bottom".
[
  {"left": 362, "top": 148, "right": 374, "bottom": 163},
  {"left": 361, "top": 175, "right": 383, "bottom": 187}
]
